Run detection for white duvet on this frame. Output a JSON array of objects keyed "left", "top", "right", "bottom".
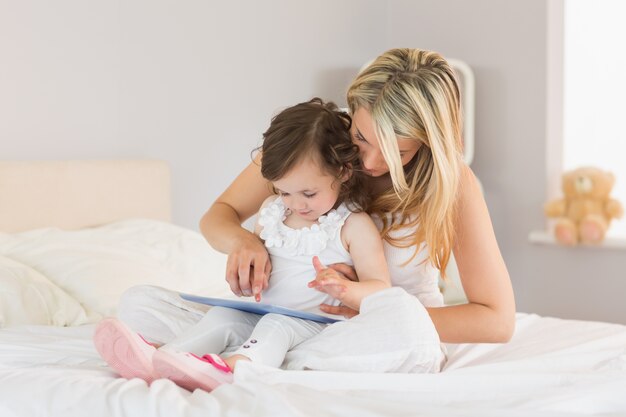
[
  {"left": 1, "top": 220, "right": 625, "bottom": 416},
  {"left": 0, "top": 219, "right": 232, "bottom": 327},
  {"left": 0, "top": 313, "right": 625, "bottom": 417}
]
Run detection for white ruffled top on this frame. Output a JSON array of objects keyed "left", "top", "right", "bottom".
[
  {"left": 258, "top": 197, "right": 351, "bottom": 257},
  {"left": 256, "top": 197, "right": 353, "bottom": 314},
  {"left": 257, "top": 197, "right": 443, "bottom": 313}
]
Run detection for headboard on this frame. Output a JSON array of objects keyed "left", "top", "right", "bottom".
[{"left": 0, "top": 160, "right": 171, "bottom": 232}]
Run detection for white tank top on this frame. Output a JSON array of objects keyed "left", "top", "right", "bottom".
[
  {"left": 371, "top": 215, "right": 444, "bottom": 308},
  {"left": 258, "top": 197, "right": 352, "bottom": 315}
]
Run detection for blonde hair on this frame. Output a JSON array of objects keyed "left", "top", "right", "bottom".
[{"left": 347, "top": 48, "right": 464, "bottom": 275}]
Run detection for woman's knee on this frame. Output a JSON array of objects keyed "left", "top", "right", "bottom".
[
  {"left": 360, "top": 287, "right": 440, "bottom": 345},
  {"left": 361, "top": 287, "right": 426, "bottom": 316},
  {"left": 118, "top": 285, "right": 160, "bottom": 311},
  {"left": 117, "top": 285, "right": 177, "bottom": 324}
]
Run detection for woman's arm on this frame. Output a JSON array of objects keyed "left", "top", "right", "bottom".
[
  {"left": 427, "top": 165, "right": 516, "bottom": 343},
  {"left": 199, "top": 154, "right": 274, "bottom": 297}
]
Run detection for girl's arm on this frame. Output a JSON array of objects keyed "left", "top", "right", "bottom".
[
  {"left": 199, "top": 154, "right": 274, "bottom": 297},
  {"left": 309, "top": 212, "right": 391, "bottom": 311},
  {"left": 427, "top": 165, "right": 516, "bottom": 343}
]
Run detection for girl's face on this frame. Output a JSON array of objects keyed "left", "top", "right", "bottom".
[
  {"left": 272, "top": 157, "right": 342, "bottom": 221},
  {"left": 351, "top": 107, "right": 422, "bottom": 177}
]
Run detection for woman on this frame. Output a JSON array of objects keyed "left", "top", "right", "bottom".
[{"left": 201, "top": 48, "right": 515, "bottom": 349}]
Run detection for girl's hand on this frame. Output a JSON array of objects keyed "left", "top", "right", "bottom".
[
  {"left": 308, "top": 256, "right": 362, "bottom": 318},
  {"left": 225, "top": 234, "right": 271, "bottom": 301},
  {"left": 309, "top": 255, "right": 389, "bottom": 315},
  {"left": 308, "top": 256, "right": 352, "bottom": 300}
]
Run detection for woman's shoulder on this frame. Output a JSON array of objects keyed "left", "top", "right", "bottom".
[
  {"left": 456, "top": 164, "right": 483, "bottom": 211},
  {"left": 459, "top": 163, "right": 477, "bottom": 184}
]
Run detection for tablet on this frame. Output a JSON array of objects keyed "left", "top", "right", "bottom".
[{"left": 179, "top": 293, "right": 344, "bottom": 324}]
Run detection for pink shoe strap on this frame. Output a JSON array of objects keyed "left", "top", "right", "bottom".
[
  {"left": 190, "top": 353, "right": 232, "bottom": 373},
  {"left": 138, "top": 333, "right": 158, "bottom": 348}
]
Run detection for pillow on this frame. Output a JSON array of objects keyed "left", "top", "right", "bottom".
[
  {"left": 0, "top": 255, "right": 89, "bottom": 327},
  {"left": 0, "top": 219, "right": 231, "bottom": 320}
]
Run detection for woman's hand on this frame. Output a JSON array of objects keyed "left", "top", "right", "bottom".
[
  {"left": 319, "top": 303, "right": 359, "bottom": 319},
  {"left": 326, "top": 262, "right": 358, "bottom": 282},
  {"left": 225, "top": 234, "right": 271, "bottom": 301}
]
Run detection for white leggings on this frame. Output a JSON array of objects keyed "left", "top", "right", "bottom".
[
  {"left": 161, "top": 306, "right": 326, "bottom": 367},
  {"left": 118, "top": 285, "right": 445, "bottom": 373}
]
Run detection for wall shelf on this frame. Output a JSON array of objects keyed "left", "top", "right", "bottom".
[{"left": 528, "top": 230, "right": 626, "bottom": 250}]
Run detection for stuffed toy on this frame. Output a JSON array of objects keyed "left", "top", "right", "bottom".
[{"left": 544, "top": 166, "right": 623, "bottom": 246}]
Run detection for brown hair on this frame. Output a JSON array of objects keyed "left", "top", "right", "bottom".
[{"left": 259, "top": 98, "right": 370, "bottom": 211}]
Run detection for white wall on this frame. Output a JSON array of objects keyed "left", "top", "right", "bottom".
[
  {"left": 2, "top": 1, "right": 624, "bottom": 324},
  {"left": 1, "top": 0, "right": 385, "bottom": 230},
  {"left": 386, "top": 0, "right": 626, "bottom": 324}
]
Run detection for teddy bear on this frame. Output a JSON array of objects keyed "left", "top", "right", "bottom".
[{"left": 544, "top": 166, "right": 623, "bottom": 246}]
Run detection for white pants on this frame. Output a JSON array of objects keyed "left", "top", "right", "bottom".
[
  {"left": 118, "top": 285, "right": 445, "bottom": 373},
  {"left": 162, "top": 306, "right": 326, "bottom": 367}
]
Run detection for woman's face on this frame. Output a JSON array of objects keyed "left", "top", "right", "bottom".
[{"left": 350, "top": 107, "right": 422, "bottom": 177}]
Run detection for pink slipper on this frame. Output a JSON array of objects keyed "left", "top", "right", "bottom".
[
  {"left": 153, "top": 350, "right": 233, "bottom": 392},
  {"left": 93, "top": 317, "right": 158, "bottom": 383}
]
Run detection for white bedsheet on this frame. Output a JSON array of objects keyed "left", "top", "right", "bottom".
[{"left": 1, "top": 313, "right": 625, "bottom": 417}]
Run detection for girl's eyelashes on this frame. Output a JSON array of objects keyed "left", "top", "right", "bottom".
[{"left": 278, "top": 190, "right": 315, "bottom": 198}]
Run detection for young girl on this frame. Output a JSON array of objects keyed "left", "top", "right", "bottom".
[{"left": 93, "top": 98, "right": 442, "bottom": 392}]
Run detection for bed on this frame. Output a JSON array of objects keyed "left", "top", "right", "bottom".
[{"left": 1, "top": 160, "right": 625, "bottom": 417}]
